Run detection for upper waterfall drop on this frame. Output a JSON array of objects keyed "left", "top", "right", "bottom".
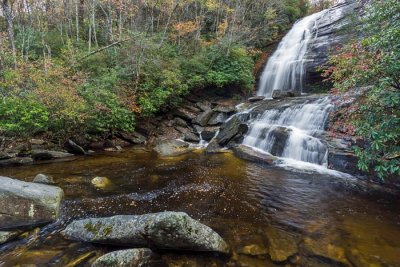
[{"left": 257, "top": 10, "right": 326, "bottom": 98}]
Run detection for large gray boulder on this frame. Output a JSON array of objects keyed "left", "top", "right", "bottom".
[
  {"left": 0, "top": 176, "right": 64, "bottom": 229},
  {"left": 92, "top": 248, "right": 165, "bottom": 267},
  {"left": 215, "top": 116, "right": 248, "bottom": 146},
  {"left": 233, "top": 145, "right": 277, "bottom": 165},
  {"left": 193, "top": 109, "right": 215, "bottom": 127},
  {"left": 153, "top": 140, "right": 191, "bottom": 157},
  {"left": 62, "top": 212, "right": 229, "bottom": 254}
]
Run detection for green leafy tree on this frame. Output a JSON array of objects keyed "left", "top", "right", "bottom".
[{"left": 325, "top": 0, "right": 400, "bottom": 178}]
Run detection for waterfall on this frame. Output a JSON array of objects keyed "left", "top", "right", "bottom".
[
  {"left": 257, "top": 10, "right": 326, "bottom": 98},
  {"left": 243, "top": 10, "right": 335, "bottom": 167}
]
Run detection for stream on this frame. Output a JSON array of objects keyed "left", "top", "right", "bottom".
[{"left": 0, "top": 148, "right": 399, "bottom": 266}]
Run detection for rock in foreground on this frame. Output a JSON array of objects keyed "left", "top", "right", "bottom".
[
  {"left": 62, "top": 212, "right": 229, "bottom": 254},
  {"left": 0, "top": 176, "right": 64, "bottom": 229},
  {"left": 92, "top": 248, "right": 165, "bottom": 267}
]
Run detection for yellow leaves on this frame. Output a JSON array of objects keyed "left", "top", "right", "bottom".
[
  {"left": 217, "top": 19, "right": 228, "bottom": 39},
  {"left": 205, "top": 0, "right": 219, "bottom": 11},
  {"left": 173, "top": 20, "right": 198, "bottom": 36}
]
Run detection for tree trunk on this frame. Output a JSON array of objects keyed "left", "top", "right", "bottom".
[{"left": 2, "top": 0, "right": 17, "bottom": 68}]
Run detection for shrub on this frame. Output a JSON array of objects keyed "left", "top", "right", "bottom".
[{"left": 0, "top": 96, "right": 49, "bottom": 136}]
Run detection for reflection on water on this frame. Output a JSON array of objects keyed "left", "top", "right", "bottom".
[{"left": 0, "top": 148, "right": 399, "bottom": 266}]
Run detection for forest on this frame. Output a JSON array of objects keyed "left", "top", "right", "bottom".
[{"left": 0, "top": 0, "right": 310, "bottom": 139}]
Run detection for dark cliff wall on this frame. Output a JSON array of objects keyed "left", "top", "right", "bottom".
[{"left": 303, "top": 1, "right": 360, "bottom": 90}]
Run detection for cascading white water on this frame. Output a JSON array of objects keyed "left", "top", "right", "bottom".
[
  {"left": 243, "top": 97, "right": 333, "bottom": 165},
  {"left": 243, "top": 10, "right": 336, "bottom": 167},
  {"left": 257, "top": 10, "right": 326, "bottom": 98}
]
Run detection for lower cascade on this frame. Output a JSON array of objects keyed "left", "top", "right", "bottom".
[
  {"left": 243, "top": 97, "right": 333, "bottom": 166},
  {"left": 244, "top": 9, "right": 335, "bottom": 167}
]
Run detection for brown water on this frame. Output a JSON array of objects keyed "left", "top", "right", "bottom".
[{"left": 0, "top": 148, "right": 399, "bottom": 266}]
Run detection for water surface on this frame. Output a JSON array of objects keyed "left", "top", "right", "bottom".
[{"left": 0, "top": 148, "right": 399, "bottom": 266}]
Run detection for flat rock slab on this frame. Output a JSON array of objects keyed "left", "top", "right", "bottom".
[
  {"left": 233, "top": 145, "right": 277, "bottom": 165},
  {"left": 0, "top": 176, "right": 64, "bottom": 230},
  {"left": 31, "top": 150, "right": 74, "bottom": 160},
  {"left": 62, "top": 212, "right": 229, "bottom": 254},
  {"left": 92, "top": 248, "right": 165, "bottom": 267}
]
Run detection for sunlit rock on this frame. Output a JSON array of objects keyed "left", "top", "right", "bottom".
[
  {"left": 62, "top": 212, "right": 230, "bottom": 254},
  {"left": 91, "top": 177, "right": 113, "bottom": 190},
  {"left": 0, "top": 176, "right": 64, "bottom": 229},
  {"left": 233, "top": 145, "right": 277, "bottom": 165},
  {"left": 0, "top": 230, "right": 20, "bottom": 244}
]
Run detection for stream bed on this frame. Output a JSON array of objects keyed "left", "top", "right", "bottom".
[{"left": 0, "top": 148, "right": 399, "bottom": 266}]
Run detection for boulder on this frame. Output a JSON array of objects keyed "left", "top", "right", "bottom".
[
  {"left": 33, "top": 174, "right": 55, "bottom": 185},
  {"left": 91, "top": 177, "right": 113, "bottom": 190},
  {"left": 153, "top": 140, "right": 191, "bottom": 157},
  {"left": 196, "top": 102, "right": 211, "bottom": 112},
  {"left": 115, "top": 132, "right": 147, "bottom": 145},
  {"left": 213, "top": 105, "right": 235, "bottom": 114},
  {"left": 328, "top": 151, "right": 359, "bottom": 175},
  {"left": 193, "top": 109, "right": 215, "bottom": 127},
  {"left": 248, "top": 96, "right": 265, "bottom": 102},
  {"left": 62, "top": 212, "right": 229, "bottom": 254},
  {"left": 271, "top": 90, "right": 284, "bottom": 99},
  {"left": 174, "top": 117, "right": 188, "bottom": 127},
  {"left": 65, "top": 139, "right": 86, "bottom": 155},
  {"left": 303, "top": 237, "right": 350, "bottom": 266},
  {"left": 31, "top": 150, "right": 74, "bottom": 161},
  {"left": 0, "top": 151, "right": 16, "bottom": 160},
  {"left": 0, "top": 230, "right": 20, "bottom": 245},
  {"left": 92, "top": 248, "right": 165, "bottom": 267},
  {"left": 205, "top": 139, "right": 223, "bottom": 154},
  {"left": 233, "top": 145, "right": 277, "bottom": 165},
  {"left": 184, "top": 132, "right": 200, "bottom": 143},
  {"left": 269, "top": 127, "right": 292, "bottom": 156},
  {"left": 172, "top": 108, "right": 197, "bottom": 122},
  {"left": 0, "top": 157, "right": 33, "bottom": 167},
  {"left": 29, "top": 139, "right": 46, "bottom": 145},
  {"left": 207, "top": 112, "right": 228, "bottom": 126},
  {"left": 201, "top": 128, "right": 219, "bottom": 141},
  {"left": 215, "top": 116, "right": 248, "bottom": 146},
  {"left": 0, "top": 176, "right": 64, "bottom": 229}
]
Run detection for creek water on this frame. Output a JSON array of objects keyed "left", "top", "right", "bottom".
[{"left": 0, "top": 149, "right": 399, "bottom": 266}]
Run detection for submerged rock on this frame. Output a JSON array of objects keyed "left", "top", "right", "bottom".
[
  {"left": 233, "top": 145, "right": 277, "bottom": 165},
  {"left": 33, "top": 173, "right": 56, "bottom": 185},
  {"left": 153, "top": 140, "right": 191, "bottom": 157},
  {"left": 91, "top": 177, "right": 113, "bottom": 190},
  {"left": 266, "top": 227, "right": 298, "bottom": 262},
  {"left": 238, "top": 244, "right": 268, "bottom": 257},
  {"left": 92, "top": 248, "right": 165, "bottom": 267},
  {"left": 0, "top": 176, "right": 64, "bottom": 229},
  {"left": 303, "top": 237, "right": 350, "bottom": 266},
  {"left": 62, "top": 212, "right": 229, "bottom": 254}
]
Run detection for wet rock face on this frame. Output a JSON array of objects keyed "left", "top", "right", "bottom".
[
  {"left": 0, "top": 176, "right": 64, "bottom": 230},
  {"left": 215, "top": 116, "right": 248, "bottom": 146},
  {"left": 303, "top": 1, "right": 359, "bottom": 88},
  {"left": 62, "top": 212, "right": 230, "bottom": 254},
  {"left": 92, "top": 248, "right": 166, "bottom": 267}
]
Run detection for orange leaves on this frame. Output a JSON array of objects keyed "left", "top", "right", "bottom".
[{"left": 172, "top": 20, "right": 199, "bottom": 36}]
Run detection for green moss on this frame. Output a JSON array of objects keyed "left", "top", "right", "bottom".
[{"left": 84, "top": 222, "right": 101, "bottom": 235}]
